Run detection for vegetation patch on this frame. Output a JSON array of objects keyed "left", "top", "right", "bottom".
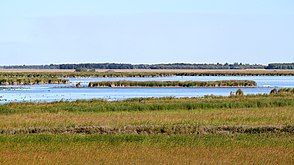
[
  {"left": 0, "top": 125, "right": 293, "bottom": 135},
  {"left": 0, "top": 90, "right": 292, "bottom": 164},
  {"left": 1, "top": 94, "right": 294, "bottom": 114},
  {"left": 271, "top": 88, "right": 294, "bottom": 95},
  {"left": 0, "top": 77, "right": 68, "bottom": 85},
  {"left": 0, "top": 134, "right": 292, "bottom": 165},
  {"left": 1, "top": 70, "right": 294, "bottom": 79},
  {"left": 88, "top": 80, "right": 257, "bottom": 88}
]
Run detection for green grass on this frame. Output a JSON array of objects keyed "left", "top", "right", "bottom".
[
  {"left": 0, "top": 106, "right": 293, "bottom": 130},
  {"left": 1, "top": 95, "right": 294, "bottom": 114},
  {"left": 0, "top": 134, "right": 293, "bottom": 148},
  {"left": 0, "top": 93, "right": 293, "bottom": 164}
]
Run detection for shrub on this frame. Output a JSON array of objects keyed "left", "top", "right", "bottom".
[
  {"left": 236, "top": 89, "right": 244, "bottom": 96},
  {"left": 270, "top": 89, "right": 278, "bottom": 95}
]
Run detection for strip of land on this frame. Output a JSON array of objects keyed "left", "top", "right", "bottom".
[
  {"left": 1, "top": 69, "right": 294, "bottom": 77},
  {"left": 88, "top": 80, "right": 257, "bottom": 88},
  {"left": 1, "top": 68, "right": 291, "bottom": 73},
  {"left": 0, "top": 77, "right": 68, "bottom": 85},
  {"left": 1, "top": 125, "right": 293, "bottom": 135}
]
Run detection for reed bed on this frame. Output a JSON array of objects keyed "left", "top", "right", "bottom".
[
  {"left": 0, "top": 77, "right": 68, "bottom": 85},
  {"left": 1, "top": 69, "right": 294, "bottom": 78},
  {"left": 88, "top": 80, "right": 257, "bottom": 88},
  {"left": 1, "top": 95, "right": 293, "bottom": 114},
  {"left": 276, "top": 88, "right": 294, "bottom": 94}
]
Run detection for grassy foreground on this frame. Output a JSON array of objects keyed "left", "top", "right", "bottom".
[
  {"left": 0, "top": 134, "right": 293, "bottom": 164},
  {"left": 0, "top": 95, "right": 293, "bottom": 164}
]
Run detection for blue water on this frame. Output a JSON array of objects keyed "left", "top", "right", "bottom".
[{"left": 0, "top": 76, "right": 293, "bottom": 104}]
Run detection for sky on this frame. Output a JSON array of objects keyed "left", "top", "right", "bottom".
[{"left": 0, "top": 0, "right": 293, "bottom": 65}]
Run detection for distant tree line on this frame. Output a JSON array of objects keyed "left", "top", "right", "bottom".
[
  {"left": 0, "top": 63, "right": 266, "bottom": 70},
  {"left": 0, "top": 62, "right": 293, "bottom": 70},
  {"left": 266, "top": 63, "right": 294, "bottom": 69}
]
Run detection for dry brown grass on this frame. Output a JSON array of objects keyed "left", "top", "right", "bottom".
[
  {"left": 0, "top": 104, "right": 293, "bottom": 164},
  {"left": 0, "top": 107, "right": 292, "bottom": 129},
  {"left": 0, "top": 143, "right": 293, "bottom": 165}
]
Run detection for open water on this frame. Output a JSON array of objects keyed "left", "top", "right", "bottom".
[{"left": 0, "top": 76, "right": 293, "bottom": 104}]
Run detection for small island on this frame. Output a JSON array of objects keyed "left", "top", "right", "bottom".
[
  {"left": 88, "top": 80, "right": 257, "bottom": 88},
  {"left": 0, "top": 78, "right": 69, "bottom": 85}
]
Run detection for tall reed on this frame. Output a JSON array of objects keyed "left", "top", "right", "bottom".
[
  {"left": 1, "top": 94, "right": 294, "bottom": 114},
  {"left": 88, "top": 80, "right": 257, "bottom": 88}
]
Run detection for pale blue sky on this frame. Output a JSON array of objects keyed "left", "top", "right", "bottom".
[{"left": 0, "top": 0, "right": 293, "bottom": 65}]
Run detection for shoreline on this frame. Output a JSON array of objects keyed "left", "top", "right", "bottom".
[{"left": 1, "top": 69, "right": 294, "bottom": 77}]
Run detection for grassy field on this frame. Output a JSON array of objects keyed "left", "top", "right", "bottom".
[
  {"left": 0, "top": 134, "right": 293, "bottom": 164},
  {"left": 0, "top": 95, "right": 293, "bottom": 164}
]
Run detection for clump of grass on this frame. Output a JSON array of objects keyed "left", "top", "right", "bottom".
[
  {"left": 269, "top": 88, "right": 294, "bottom": 96},
  {"left": 235, "top": 89, "right": 244, "bottom": 96},
  {"left": 277, "top": 88, "right": 294, "bottom": 94},
  {"left": 270, "top": 88, "right": 279, "bottom": 95}
]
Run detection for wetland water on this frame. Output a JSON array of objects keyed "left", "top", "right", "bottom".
[{"left": 0, "top": 76, "right": 294, "bottom": 103}]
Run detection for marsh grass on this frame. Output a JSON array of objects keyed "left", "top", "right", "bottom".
[
  {"left": 0, "top": 77, "right": 68, "bottom": 85},
  {"left": 88, "top": 80, "right": 257, "bottom": 88},
  {"left": 1, "top": 70, "right": 294, "bottom": 78},
  {"left": 0, "top": 106, "right": 293, "bottom": 129},
  {"left": 0, "top": 92, "right": 293, "bottom": 164},
  {"left": 0, "top": 134, "right": 293, "bottom": 165},
  {"left": 1, "top": 95, "right": 294, "bottom": 114},
  {"left": 0, "top": 125, "right": 293, "bottom": 135}
]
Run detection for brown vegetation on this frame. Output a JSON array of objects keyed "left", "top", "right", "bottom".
[{"left": 88, "top": 80, "right": 257, "bottom": 88}]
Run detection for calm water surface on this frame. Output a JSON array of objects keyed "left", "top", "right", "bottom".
[{"left": 1, "top": 76, "right": 293, "bottom": 103}]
